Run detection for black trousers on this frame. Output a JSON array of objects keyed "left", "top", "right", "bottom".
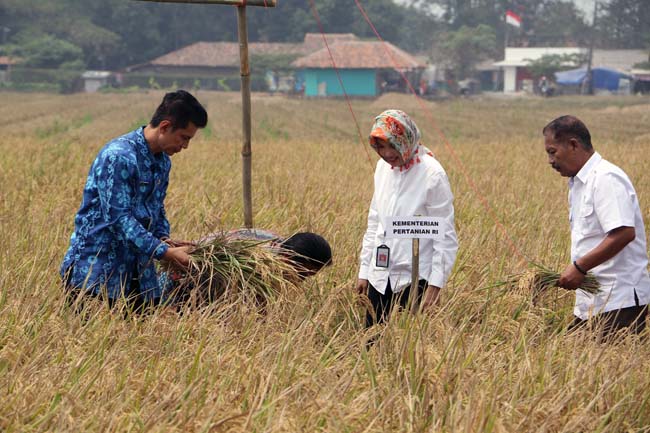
[
  {"left": 568, "top": 291, "right": 648, "bottom": 338},
  {"left": 365, "top": 279, "right": 427, "bottom": 328},
  {"left": 568, "top": 305, "right": 648, "bottom": 338}
]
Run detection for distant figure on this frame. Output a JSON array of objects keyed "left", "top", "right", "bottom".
[
  {"left": 543, "top": 115, "right": 649, "bottom": 337},
  {"left": 539, "top": 75, "right": 553, "bottom": 97},
  {"left": 428, "top": 78, "right": 437, "bottom": 95},
  {"left": 458, "top": 79, "right": 476, "bottom": 96},
  {"left": 61, "top": 90, "right": 208, "bottom": 312},
  {"left": 293, "top": 76, "right": 305, "bottom": 96},
  {"left": 266, "top": 70, "right": 278, "bottom": 93},
  {"left": 356, "top": 110, "right": 458, "bottom": 327},
  {"left": 419, "top": 78, "right": 427, "bottom": 96}
]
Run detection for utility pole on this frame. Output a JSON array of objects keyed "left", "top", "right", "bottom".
[
  {"left": 135, "top": 0, "right": 278, "bottom": 228},
  {"left": 583, "top": 1, "right": 598, "bottom": 95}
]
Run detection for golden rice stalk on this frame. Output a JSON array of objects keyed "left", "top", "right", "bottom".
[
  {"left": 506, "top": 263, "right": 601, "bottom": 304},
  {"left": 164, "top": 233, "right": 302, "bottom": 308}
]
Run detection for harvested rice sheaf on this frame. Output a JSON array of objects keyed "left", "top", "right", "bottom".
[
  {"left": 507, "top": 263, "right": 600, "bottom": 303},
  {"left": 165, "top": 233, "right": 302, "bottom": 307}
]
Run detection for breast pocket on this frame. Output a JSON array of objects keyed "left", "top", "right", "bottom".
[
  {"left": 580, "top": 201, "right": 601, "bottom": 236},
  {"left": 138, "top": 173, "right": 153, "bottom": 194}
]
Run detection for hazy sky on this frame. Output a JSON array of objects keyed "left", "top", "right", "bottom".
[{"left": 574, "top": 0, "right": 597, "bottom": 20}]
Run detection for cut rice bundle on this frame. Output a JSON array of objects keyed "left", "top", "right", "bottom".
[
  {"left": 164, "top": 233, "right": 301, "bottom": 307},
  {"left": 506, "top": 263, "right": 600, "bottom": 304}
]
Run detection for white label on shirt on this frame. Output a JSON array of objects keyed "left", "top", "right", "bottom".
[{"left": 385, "top": 216, "right": 444, "bottom": 239}]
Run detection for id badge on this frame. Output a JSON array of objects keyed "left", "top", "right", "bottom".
[{"left": 376, "top": 244, "right": 390, "bottom": 268}]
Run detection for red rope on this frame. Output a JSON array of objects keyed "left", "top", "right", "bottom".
[
  {"left": 352, "top": 0, "right": 529, "bottom": 262},
  {"left": 307, "top": 0, "right": 374, "bottom": 170}
]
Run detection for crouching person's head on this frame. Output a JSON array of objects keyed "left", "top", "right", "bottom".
[{"left": 279, "top": 232, "right": 332, "bottom": 279}]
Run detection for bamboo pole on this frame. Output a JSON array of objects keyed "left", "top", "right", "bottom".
[
  {"left": 237, "top": 5, "right": 253, "bottom": 228},
  {"left": 135, "top": 0, "right": 276, "bottom": 6},
  {"left": 409, "top": 238, "right": 420, "bottom": 314},
  {"left": 132, "top": 0, "right": 276, "bottom": 228}
]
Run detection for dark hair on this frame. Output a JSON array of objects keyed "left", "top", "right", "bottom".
[
  {"left": 280, "top": 232, "right": 332, "bottom": 278},
  {"left": 150, "top": 90, "right": 208, "bottom": 130},
  {"left": 542, "top": 115, "right": 592, "bottom": 150}
]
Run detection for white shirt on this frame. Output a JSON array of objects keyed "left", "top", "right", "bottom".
[
  {"left": 569, "top": 152, "right": 650, "bottom": 319},
  {"left": 359, "top": 147, "right": 458, "bottom": 294}
]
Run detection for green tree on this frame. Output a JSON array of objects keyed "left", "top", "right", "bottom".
[
  {"left": 597, "top": 0, "right": 650, "bottom": 49},
  {"left": 19, "top": 35, "right": 84, "bottom": 69},
  {"left": 439, "top": 24, "right": 498, "bottom": 79},
  {"left": 419, "top": 0, "right": 589, "bottom": 49},
  {"left": 247, "top": 0, "right": 440, "bottom": 52},
  {"left": 0, "top": 0, "right": 441, "bottom": 70},
  {"left": 525, "top": 1, "right": 590, "bottom": 46},
  {"left": 525, "top": 53, "right": 586, "bottom": 80}
]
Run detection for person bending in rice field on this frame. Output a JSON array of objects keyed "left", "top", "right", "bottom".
[
  {"left": 225, "top": 229, "right": 333, "bottom": 279},
  {"left": 356, "top": 110, "right": 458, "bottom": 327},
  {"left": 543, "top": 115, "right": 650, "bottom": 337},
  {"left": 159, "top": 229, "right": 333, "bottom": 306},
  {"left": 60, "top": 90, "right": 208, "bottom": 313}
]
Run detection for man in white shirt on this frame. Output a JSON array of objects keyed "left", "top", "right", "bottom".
[{"left": 544, "top": 115, "right": 649, "bottom": 336}]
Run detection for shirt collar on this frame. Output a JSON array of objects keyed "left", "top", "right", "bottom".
[
  {"left": 574, "top": 151, "right": 601, "bottom": 184},
  {"left": 135, "top": 126, "right": 158, "bottom": 161}
]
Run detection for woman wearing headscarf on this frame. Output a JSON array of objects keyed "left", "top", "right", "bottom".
[{"left": 356, "top": 110, "right": 458, "bottom": 327}]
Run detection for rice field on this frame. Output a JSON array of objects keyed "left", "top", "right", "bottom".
[{"left": 1, "top": 90, "right": 650, "bottom": 432}]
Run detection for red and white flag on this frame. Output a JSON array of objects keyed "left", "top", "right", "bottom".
[{"left": 506, "top": 10, "right": 522, "bottom": 28}]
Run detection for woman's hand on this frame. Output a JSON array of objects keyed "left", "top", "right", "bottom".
[
  {"left": 420, "top": 285, "right": 441, "bottom": 311},
  {"left": 355, "top": 279, "right": 369, "bottom": 295}
]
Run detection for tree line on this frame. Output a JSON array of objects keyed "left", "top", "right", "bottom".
[{"left": 0, "top": 0, "right": 647, "bottom": 75}]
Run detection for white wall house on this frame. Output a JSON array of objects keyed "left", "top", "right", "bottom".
[{"left": 494, "top": 47, "right": 584, "bottom": 93}]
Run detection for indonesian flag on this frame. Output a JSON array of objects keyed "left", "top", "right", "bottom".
[{"left": 506, "top": 10, "right": 522, "bottom": 28}]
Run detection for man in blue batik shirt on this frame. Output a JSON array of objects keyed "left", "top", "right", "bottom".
[{"left": 61, "top": 90, "right": 208, "bottom": 311}]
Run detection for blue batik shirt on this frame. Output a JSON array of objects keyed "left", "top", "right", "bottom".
[{"left": 60, "top": 127, "right": 170, "bottom": 301}]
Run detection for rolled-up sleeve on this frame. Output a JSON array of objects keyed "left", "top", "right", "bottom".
[{"left": 425, "top": 172, "right": 458, "bottom": 288}]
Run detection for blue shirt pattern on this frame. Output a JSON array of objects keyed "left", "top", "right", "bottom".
[{"left": 60, "top": 127, "right": 170, "bottom": 301}]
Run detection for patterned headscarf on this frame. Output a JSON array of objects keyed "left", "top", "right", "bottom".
[{"left": 369, "top": 109, "right": 424, "bottom": 170}]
